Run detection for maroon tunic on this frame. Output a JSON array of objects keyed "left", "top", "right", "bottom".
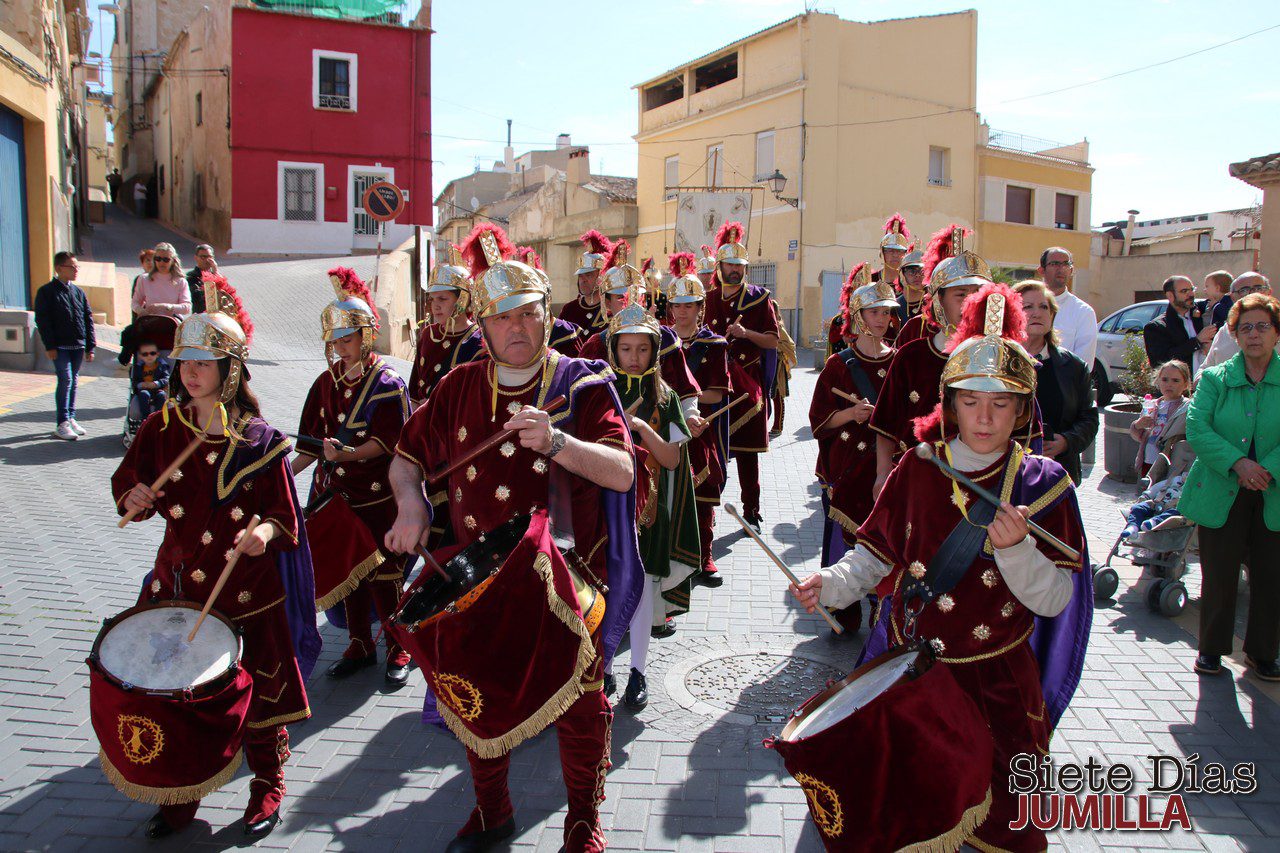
[
  {"left": 680, "top": 329, "right": 731, "bottom": 501},
  {"left": 578, "top": 327, "right": 701, "bottom": 401},
  {"left": 894, "top": 311, "right": 937, "bottom": 346},
  {"left": 703, "top": 284, "right": 779, "bottom": 453},
  {"left": 558, "top": 296, "right": 608, "bottom": 337},
  {"left": 869, "top": 335, "right": 948, "bottom": 455},
  {"left": 810, "top": 342, "right": 894, "bottom": 540},
  {"left": 111, "top": 412, "right": 309, "bottom": 730},
  {"left": 409, "top": 322, "right": 484, "bottom": 404}
]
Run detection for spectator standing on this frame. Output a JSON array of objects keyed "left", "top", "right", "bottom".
[
  {"left": 186, "top": 244, "right": 217, "bottom": 312},
  {"left": 1144, "top": 275, "right": 1214, "bottom": 372},
  {"left": 33, "top": 252, "right": 96, "bottom": 440},
  {"left": 1036, "top": 246, "right": 1097, "bottom": 369},
  {"left": 106, "top": 168, "right": 122, "bottom": 204},
  {"left": 132, "top": 181, "right": 147, "bottom": 217},
  {"left": 1206, "top": 269, "right": 1235, "bottom": 328},
  {"left": 1180, "top": 294, "right": 1280, "bottom": 681},
  {"left": 131, "top": 243, "right": 191, "bottom": 324},
  {"left": 1199, "top": 273, "right": 1275, "bottom": 375}
]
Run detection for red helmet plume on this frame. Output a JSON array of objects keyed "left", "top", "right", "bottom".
[
  {"left": 641, "top": 257, "right": 654, "bottom": 274},
  {"left": 700, "top": 244, "right": 714, "bottom": 257},
  {"left": 514, "top": 246, "right": 543, "bottom": 270},
  {"left": 669, "top": 252, "right": 696, "bottom": 277},
  {"left": 838, "top": 262, "right": 869, "bottom": 338},
  {"left": 203, "top": 271, "right": 255, "bottom": 344},
  {"left": 460, "top": 222, "right": 514, "bottom": 279},
  {"left": 605, "top": 239, "right": 631, "bottom": 270},
  {"left": 579, "top": 229, "right": 612, "bottom": 256},
  {"left": 883, "top": 213, "right": 911, "bottom": 242},
  {"left": 715, "top": 221, "right": 744, "bottom": 249},
  {"left": 945, "top": 281, "right": 1027, "bottom": 353},
  {"left": 922, "top": 224, "right": 972, "bottom": 283},
  {"left": 913, "top": 403, "right": 945, "bottom": 443}
]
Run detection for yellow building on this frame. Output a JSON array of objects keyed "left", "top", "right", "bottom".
[
  {"left": 976, "top": 125, "right": 1094, "bottom": 294},
  {"left": 634, "top": 11, "right": 982, "bottom": 341},
  {"left": 86, "top": 89, "right": 114, "bottom": 198}
]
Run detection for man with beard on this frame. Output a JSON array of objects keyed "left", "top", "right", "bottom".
[{"left": 1143, "top": 274, "right": 1214, "bottom": 372}]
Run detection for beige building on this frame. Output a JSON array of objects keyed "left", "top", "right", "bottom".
[
  {"left": 1229, "top": 154, "right": 1277, "bottom": 278},
  {"left": 634, "top": 11, "right": 983, "bottom": 340},
  {"left": 85, "top": 89, "right": 114, "bottom": 198}
]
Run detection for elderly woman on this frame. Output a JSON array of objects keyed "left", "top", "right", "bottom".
[
  {"left": 1180, "top": 294, "right": 1280, "bottom": 681},
  {"left": 1014, "top": 280, "right": 1098, "bottom": 484},
  {"left": 130, "top": 242, "right": 191, "bottom": 321}
]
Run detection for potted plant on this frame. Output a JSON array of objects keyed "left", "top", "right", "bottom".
[{"left": 1102, "top": 335, "right": 1150, "bottom": 482}]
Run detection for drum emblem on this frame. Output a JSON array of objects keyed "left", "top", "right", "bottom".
[
  {"left": 117, "top": 714, "right": 164, "bottom": 764},
  {"left": 433, "top": 673, "right": 483, "bottom": 721},
  {"left": 794, "top": 773, "right": 843, "bottom": 838}
]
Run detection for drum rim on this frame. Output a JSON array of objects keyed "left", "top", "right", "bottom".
[
  {"left": 778, "top": 642, "right": 933, "bottom": 742},
  {"left": 89, "top": 600, "right": 244, "bottom": 697}
]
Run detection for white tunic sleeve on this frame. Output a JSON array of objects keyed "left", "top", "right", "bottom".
[
  {"left": 816, "top": 545, "right": 893, "bottom": 610},
  {"left": 993, "top": 535, "right": 1074, "bottom": 617}
]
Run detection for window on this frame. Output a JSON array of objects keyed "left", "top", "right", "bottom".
[
  {"left": 664, "top": 156, "right": 679, "bottom": 200},
  {"left": 279, "top": 163, "right": 322, "bottom": 222},
  {"left": 748, "top": 262, "right": 777, "bottom": 296},
  {"left": 1198, "top": 233, "right": 1211, "bottom": 252},
  {"left": 1054, "top": 193, "right": 1076, "bottom": 230},
  {"left": 1005, "top": 186, "right": 1033, "bottom": 225},
  {"left": 644, "top": 77, "right": 683, "bottom": 111},
  {"left": 195, "top": 92, "right": 202, "bottom": 127},
  {"left": 312, "top": 50, "right": 358, "bottom": 111},
  {"left": 928, "top": 146, "right": 950, "bottom": 186},
  {"left": 194, "top": 173, "right": 205, "bottom": 211},
  {"left": 694, "top": 53, "right": 737, "bottom": 93},
  {"left": 755, "top": 131, "right": 775, "bottom": 182},
  {"left": 706, "top": 144, "right": 723, "bottom": 188},
  {"left": 158, "top": 164, "right": 165, "bottom": 194},
  {"left": 1114, "top": 306, "right": 1161, "bottom": 333}
]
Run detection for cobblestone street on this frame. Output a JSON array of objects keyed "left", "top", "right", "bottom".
[{"left": 1, "top": 212, "right": 1278, "bottom": 851}]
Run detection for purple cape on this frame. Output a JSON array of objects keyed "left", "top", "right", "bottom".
[{"left": 856, "top": 453, "right": 1091, "bottom": 729}]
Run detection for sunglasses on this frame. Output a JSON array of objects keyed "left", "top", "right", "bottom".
[
  {"left": 154, "top": 257, "right": 172, "bottom": 262},
  {"left": 139, "top": 350, "right": 159, "bottom": 357}
]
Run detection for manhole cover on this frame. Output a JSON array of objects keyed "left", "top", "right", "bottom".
[{"left": 684, "top": 653, "right": 844, "bottom": 723}]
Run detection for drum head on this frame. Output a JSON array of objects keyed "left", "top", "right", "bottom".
[
  {"left": 785, "top": 648, "right": 919, "bottom": 741},
  {"left": 98, "top": 604, "right": 238, "bottom": 691},
  {"left": 397, "top": 513, "right": 532, "bottom": 627}
]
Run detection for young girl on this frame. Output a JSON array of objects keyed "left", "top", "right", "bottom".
[
  {"left": 1128, "top": 360, "right": 1192, "bottom": 478},
  {"left": 602, "top": 285, "right": 700, "bottom": 710},
  {"left": 111, "top": 276, "right": 320, "bottom": 839}
]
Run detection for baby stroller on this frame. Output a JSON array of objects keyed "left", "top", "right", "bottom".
[
  {"left": 1093, "top": 439, "right": 1196, "bottom": 616},
  {"left": 122, "top": 315, "right": 179, "bottom": 448}
]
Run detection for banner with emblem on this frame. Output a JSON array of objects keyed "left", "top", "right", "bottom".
[{"left": 674, "top": 192, "right": 753, "bottom": 254}]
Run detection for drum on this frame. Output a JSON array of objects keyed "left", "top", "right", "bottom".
[
  {"left": 766, "top": 645, "right": 995, "bottom": 853},
  {"left": 390, "top": 509, "right": 602, "bottom": 759},
  {"left": 88, "top": 601, "right": 253, "bottom": 805},
  {"left": 305, "top": 490, "right": 385, "bottom": 611}
]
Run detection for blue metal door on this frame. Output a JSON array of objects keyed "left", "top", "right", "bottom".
[
  {"left": 820, "top": 270, "right": 844, "bottom": 328},
  {"left": 0, "top": 105, "right": 31, "bottom": 308}
]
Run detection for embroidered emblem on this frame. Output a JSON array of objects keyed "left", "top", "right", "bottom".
[
  {"left": 1001, "top": 602, "right": 1015, "bottom": 619},
  {"left": 936, "top": 594, "right": 955, "bottom": 613},
  {"left": 500, "top": 441, "right": 516, "bottom": 458},
  {"left": 905, "top": 522, "right": 912, "bottom": 540},
  {"left": 224, "top": 549, "right": 235, "bottom": 562},
  {"left": 532, "top": 459, "right": 548, "bottom": 474},
  {"left": 169, "top": 469, "right": 183, "bottom": 483},
  {"left": 951, "top": 491, "right": 968, "bottom": 510},
  {"left": 794, "top": 773, "right": 844, "bottom": 838},
  {"left": 972, "top": 624, "right": 991, "bottom": 642},
  {"left": 371, "top": 482, "right": 382, "bottom": 492},
  {"left": 454, "top": 487, "right": 463, "bottom": 503},
  {"left": 930, "top": 638, "right": 946, "bottom": 655},
  {"left": 200, "top": 531, "right": 213, "bottom": 545},
  {"left": 336, "top": 466, "right": 346, "bottom": 477},
  {"left": 495, "top": 485, "right": 510, "bottom": 501},
  {"left": 464, "top": 515, "right": 477, "bottom": 530},
  {"left": 206, "top": 452, "right": 218, "bottom": 465},
  {"left": 433, "top": 673, "right": 483, "bottom": 721},
  {"left": 418, "top": 379, "right": 425, "bottom": 388},
  {"left": 457, "top": 427, "right": 468, "bottom": 443},
  {"left": 433, "top": 364, "right": 442, "bottom": 373},
  {"left": 344, "top": 389, "right": 352, "bottom": 399},
  {"left": 149, "top": 579, "right": 161, "bottom": 595},
  {"left": 909, "top": 390, "right": 920, "bottom": 404},
  {"left": 908, "top": 561, "right": 926, "bottom": 579},
  {"left": 507, "top": 401, "right": 522, "bottom": 415},
  {"left": 356, "top": 430, "right": 367, "bottom": 438},
  {"left": 981, "top": 568, "right": 998, "bottom": 588},
  {"left": 877, "top": 368, "right": 887, "bottom": 378},
  {"left": 230, "top": 506, "right": 244, "bottom": 522},
  {"left": 191, "top": 569, "right": 207, "bottom": 584},
  {"left": 244, "top": 481, "right": 253, "bottom": 491},
  {"left": 118, "top": 715, "right": 164, "bottom": 765},
  {"left": 169, "top": 505, "right": 184, "bottom": 519},
  {"left": 337, "top": 412, "right": 346, "bottom": 422},
  {"left": 857, "top": 441, "right": 867, "bottom": 451},
  {"left": 237, "top": 590, "right": 252, "bottom": 604},
  {"left": 443, "top": 340, "right": 451, "bottom": 350},
  {"left": 839, "top": 431, "right": 850, "bottom": 442},
  {"left": 466, "top": 465, "right": 477, "bottom": 482}
]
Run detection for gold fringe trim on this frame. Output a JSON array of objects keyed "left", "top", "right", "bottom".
[
  {"left": 728, "top": 397, "right": 764, "bottom": 436},
  {"left": 898, "top": 786, "right": 992, "bottom": 853},
  {"left": 827, "top": 505, "right": 860, "bottom": 536},
  {"left": 99, "top": 747, "right": 242, "bottom": 806},
  {"left": 246, "top": 707, "right": 310, "bottom": 729},
  {"left": 436, "top": 551, "right": 596, "bottom": 760},
  {"left": 314, "top": 549, "right": 385, "bottom": 611}
]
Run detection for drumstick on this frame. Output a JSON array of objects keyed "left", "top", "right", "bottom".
[
  {"left": 188, "top": 514, "right": 260, "bottom": 642},
  {"left": 833, "top": 388, "right": 864, "bottom": 405},
  {"left": 415, "top": 545, "right": 452, "bottom": 582},
  {"left": 624, "top": 398, "right": 643, "bottom": 416},
  {"left": 724, "top": 503, "right": 843, "bottom": 634},
  {"left": 427, "top": 395, "right": 567, "bottom": 484},
  {"left": 913, "top": 443, "right": 1081, "bottom": 562},
  {"left": 118, "top": 430, "right": 208, "bottom": 528},
  {"left": 703, "top": 392, "right": 750, "bottom": 423}
]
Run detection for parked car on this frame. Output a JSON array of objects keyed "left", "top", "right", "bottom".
[{"left": 1093, "top": 300, "right": 1165, "bottom": 404}]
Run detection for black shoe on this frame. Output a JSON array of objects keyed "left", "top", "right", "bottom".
[
  {"left": 696, "top": 570, "right": 723, "bottom": 588},
  {"left": 651, "top": 619, "right": 676, "bottom": 639},
  {"left": 743, "top": 512, "right": 763, "bottom": 534},
  {"left": 145, "top": 812, "right": 175, "bottom": 840},
  {"left": 603, "top": 672, "right": 616, "bottom": 697},
  {"left": 385, "top": 658, "right": 411, "bottom": 687},
  {"left": 623, "top": 668, "right": 648, "bottom": 709},
  {"left": 243, "top": 811, "right": 280, "bottom": 837},
  {"left": 769, "top": 428, "right": 783, "bottom": 439},
  {"left": 1194, "top": 653, "right": 1222, "bottom": 675},
  {"left": 1247, "top": 657, "right": 1280, "bottom": 682},
  {"left": 445, "top": 817, "right": 516, "bottom": 852},
  {"left": 326, "top": 654, "right": 377, "bottom": 679}
]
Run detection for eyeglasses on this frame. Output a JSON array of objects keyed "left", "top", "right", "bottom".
[
  {"left": 1044, "top": 260, "right": 1073, "bottom": 268},
  {"left": 1237, "top": 322, "right": 1275, "bottom": 335},
  {"left": 1234, "top": 285, "right": 1267, "bottom": 296}
]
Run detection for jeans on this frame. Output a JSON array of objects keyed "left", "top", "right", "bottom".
[
  {"left": 54, "top": 348, "right": 84, "bottom": 424},
  {"left": 129, "top": 388, "right": 166, "bottom": 420}
]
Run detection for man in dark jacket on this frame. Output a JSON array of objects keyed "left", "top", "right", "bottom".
[
  {"left": 185, "top": 244, "right": 217, "bottom": 313},
  {"left": 1143, "top": 275, "right": 1215, "bottom": 371},
  {"left": 34, "top": 252, "right": 96, "bottom": 440}
]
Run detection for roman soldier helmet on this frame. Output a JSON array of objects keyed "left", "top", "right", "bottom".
[
  {"left": 922, "top": 224, "right": 992, "bottom": 332},
  {"left": 880, "top": 214, "right": 912, "bottom": 252},
  {"left": 426, "top": 243, "right": 472, "bottom": 316},
  {"left": 607, "top": 283, "right": 663, "bottom": 377},
  {"left": 575, "top": 229, "right": 612, "bottom": 277},
  {"left": 840, "top": 264, "right": 897, "bottom": 337},
  {"left": 695, "top": 244, "right": 717, "bottom": 277},
  {"left": 901, "top": 248, "right": 925, "bottom": 271},
  {"left": 599, "top": 239, "right": 643, "bottom": 299},
  {"left": 170, "top": 273, "right": 254, "bottom": 404},
  {"left": 714, "top": 221, "right": 749, "bottom": 266},
  {"left": 514, "top": 246, "right": 553, "bottom": 290},
  {"left": 641, "top": 258, "right": 664, "bottom": 304},
  {"left": 461, "top": 223, "right": 548, "bottom": 325},
  {"left": 666, "top": 252, "right": 704, "bottom": 303},
  {"left": 321, "top": 267, "right": 379, "bottom": 357}
]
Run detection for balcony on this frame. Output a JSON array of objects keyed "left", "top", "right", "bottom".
[
  {"left": 984, "top": 128, "right": 1089, "bottom": 166},
  {"left": 244, "top": 0, "right": 411, "bottom": 24}
]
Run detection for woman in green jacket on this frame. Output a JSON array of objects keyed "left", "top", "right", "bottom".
[{"left": 1180, "top": 292, "right": 1280, "bottom": 680}]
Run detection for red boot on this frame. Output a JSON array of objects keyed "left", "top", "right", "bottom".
[{"left": 243, "top": 725, "right": 288, "bottom": 836}]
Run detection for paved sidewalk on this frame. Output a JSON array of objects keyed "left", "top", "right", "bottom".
[{"left": 1, "top": 222, "right": 1277, "bottom": 850}]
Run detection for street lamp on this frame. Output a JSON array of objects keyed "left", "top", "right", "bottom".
[{"left": 766, "top": 169, "right": 798, "bottom": 208}]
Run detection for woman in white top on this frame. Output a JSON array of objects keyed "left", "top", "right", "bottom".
[{"left": 131, "top": 242, "right": 192, "bottom": 321}]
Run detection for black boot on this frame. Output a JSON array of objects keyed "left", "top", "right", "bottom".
[
  {"left": 603, "top": 672, "right": 616, "bottom": 697},
  {"left": 444, "top": 817, "right": 515, "bottom": 852},
  {"left": 326, "top": 653, "right": 376, "bottom": 679},
  {"left": 1194, "top": 653, "right": 1221, "bottom": 675},
  {"left": 623, "top": 668, "right": 648, "bottom": 710},
  {"left": 145, "top": 812, "right": 175, "bottom": 840},
  {"left": 1247, "top": 657, "right": 1280, "bottom": 682}
]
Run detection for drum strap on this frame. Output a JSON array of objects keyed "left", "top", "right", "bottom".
[{"left": 839, "top": 349, "right": 878, "bottom": 404}]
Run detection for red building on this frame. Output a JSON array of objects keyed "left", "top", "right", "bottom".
[{"left": 228, "top": 4, "right": 430, "bottom": 254}]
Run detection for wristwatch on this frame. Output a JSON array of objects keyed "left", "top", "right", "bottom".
[{"left": 546, "top": 428, "right": 567, "bottom": 459}]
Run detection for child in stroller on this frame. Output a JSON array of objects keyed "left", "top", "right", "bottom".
[{"left": 121, "top": 314, "right": 179, "bottom": 448}]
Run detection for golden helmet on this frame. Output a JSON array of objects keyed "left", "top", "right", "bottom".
[
  {"left": 879, "top": 214, "right": 912, "bottom": 252},
  {"left": 940, "top": 284, "right": 1037, "bottom": 407},
  {"left": 695, "top": 244, "right": 717, "bottom": 276},
  {"left": 642, "top": 258, "right": 664, "bottom": 300},
  {"left": 901, "top": 249, "right": 925, "bottom": 270},
  {"left": 922, "top": 225, "right": 992, "bottom": 331},
  {"left": 170, "top": 274, "right": 253, "bottom": 403},
  {"left": 576, "top": 230, "right": 612, "bottom": 277},
  {"left": 714, "top": 221, "right": 749, "bottom": 266},
  {"left": 321, "top": 267, "right": 379, "bottom": 358},
  {"left": 608, "top": 284, "right": 662, "bottom": 340},
  {"left": 600, "top": 240, "right": 643, "bottom": 298},
  {"left": 461, "top": 224, "right": 548, "bottom": 320},
  {"left": 666, "top": 252, "right": 705, "bottom": 303},
  {"left": 848, "top": 281, "right": 899, "bottom": 318},
  {"left": 427, "top": 243, "right": 470, "bottom": 294}
]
